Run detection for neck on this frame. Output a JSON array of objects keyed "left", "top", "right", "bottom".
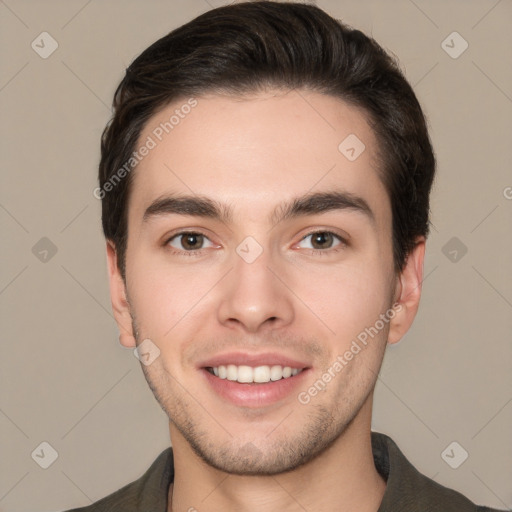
[{"left": 167, "top": 399, "right": 386, "bottom": 512}]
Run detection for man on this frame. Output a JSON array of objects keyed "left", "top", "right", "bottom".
[{"left": 67, "top": 1, "right": 505, "bottom": 511}]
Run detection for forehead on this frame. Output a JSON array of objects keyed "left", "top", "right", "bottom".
[{"left": 128, "top": 89, "right": 389, "bottom": 227}]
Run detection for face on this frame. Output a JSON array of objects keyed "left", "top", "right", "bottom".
[{"left": 108, "top": 89, "right": 423, "bottom": 475}]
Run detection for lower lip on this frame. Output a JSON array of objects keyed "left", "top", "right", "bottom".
[{"left": 201, "top": 368, "right": 310, "bottom": 408}]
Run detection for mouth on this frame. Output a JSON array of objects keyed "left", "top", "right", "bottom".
[
  {"left": 199, "top": 354, "right": 311, "bottom": 408},
  {"left": 205, "top": 364, "right": 303, "bottom": 384}
]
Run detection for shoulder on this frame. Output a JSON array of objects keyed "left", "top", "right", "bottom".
[
  {"left": 372, "top": 432, "right": 506, "bottom": 512},
  {"left": 61, "top": 480, "right": 143, "bottom": 512},
  {"left": 61, "top": 447, "right": 174, "bottom": 512}
]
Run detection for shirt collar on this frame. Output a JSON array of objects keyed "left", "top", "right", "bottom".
[{"left": 136, "top": 431, "right": 455, "bottom": 511}]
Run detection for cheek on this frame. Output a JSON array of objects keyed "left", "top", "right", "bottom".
[
  {"left": 291, "top": 260, "right": 392, "bottom": 339},
  {"left": 126, "top": 236, "right": 394, "bottom": 348},
  {"left": 126, "top": 254, "right": 218, "bottom": 339}
]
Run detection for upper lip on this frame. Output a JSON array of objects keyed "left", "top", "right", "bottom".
[{"left": 198, "top": 352, "right": 311, "bottom": 369}]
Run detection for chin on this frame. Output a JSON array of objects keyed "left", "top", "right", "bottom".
[{"left": 176, "top": 405, "right": 347, "bottom": 476}]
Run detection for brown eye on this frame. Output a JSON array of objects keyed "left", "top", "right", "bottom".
[
  {"left": 297, "top": 231, "right": 345, "bottom": 252},
  {"left": 310, "top": 232, "right": 335, "bottom": 249},
  {"left": 181, "top": 233, "right": 203, "bottom": 250},
  {"left": 168, "top": 232, "right": 213, "bottom": 251}
]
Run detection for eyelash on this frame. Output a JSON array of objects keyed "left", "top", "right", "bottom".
[
  {"left": 163, "top": 230, "right": 348, "bottom": 257},
  {"left": 164, "top": 230, "right": 213, "bottom": 257},
  {"left": 306, "top": 233, "right": 346, "bottom": 256}
]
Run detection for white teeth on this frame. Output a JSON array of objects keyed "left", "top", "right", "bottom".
[
  {"left": 209, "top": 364, "right": 302, "bottom": 384},
  {"left": 253, "top": 365, "right": 270, "bottom": 383},
  {"left": 270, "top": 365, "right": 283, "bottom": 381},
  {"left": 226, "top": 364, "right": 238, "bottom": 381},
  {"left": 237, "top": 365, "right": 253, "bottom": 383}
]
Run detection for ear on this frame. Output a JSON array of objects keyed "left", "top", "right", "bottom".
[
  {"left": 387, "top": 237, "right": 426, "bottom": 344},
  {"left": 106, "top": 241, "right": 136, "bottom": 348}
]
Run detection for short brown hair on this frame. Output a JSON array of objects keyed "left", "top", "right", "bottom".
[{"left": 98, "top": 0, "right": 436, "bottom": 279}]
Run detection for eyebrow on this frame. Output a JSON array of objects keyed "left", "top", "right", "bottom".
[{"left": 142, "top": 190, "right": 375, "bottom": 226}]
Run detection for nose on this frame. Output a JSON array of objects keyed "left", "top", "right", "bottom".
[{"left": 216, "top": 245, "right": 294, "bottom": 333}]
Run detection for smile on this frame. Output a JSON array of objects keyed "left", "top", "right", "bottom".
[{"left": 206, "top": 364, "right": 303, "bottom": 384}]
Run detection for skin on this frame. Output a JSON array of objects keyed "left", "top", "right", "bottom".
[{"left": 106, "top": 89, "right": 425, "bottom": 512}]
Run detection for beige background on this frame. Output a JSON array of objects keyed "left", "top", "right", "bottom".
[{"left": 1, "top": 0, "right": 511, "bottom": 510}]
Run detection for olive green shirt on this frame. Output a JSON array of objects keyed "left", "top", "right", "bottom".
[{"left": 64, "top": 431, "right": 505, "bottom": 511}]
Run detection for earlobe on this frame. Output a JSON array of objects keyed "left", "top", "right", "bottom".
[
  {"left": 387, "top": 238, "right": 426, "bottom": 344},
  {"left": 106, "top": 241, "right": 136, "bottom": 348}
]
